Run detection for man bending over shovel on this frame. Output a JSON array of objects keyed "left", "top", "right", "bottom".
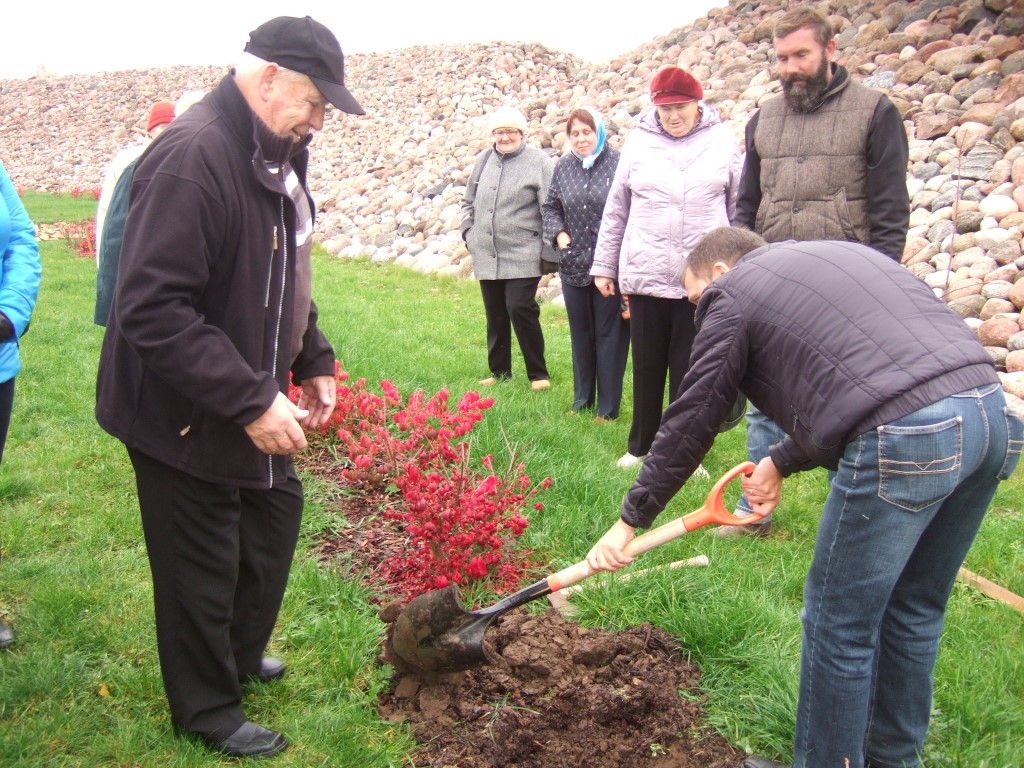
[{"left": 587, "top": 226, "right": 1021, "bottom": 768}]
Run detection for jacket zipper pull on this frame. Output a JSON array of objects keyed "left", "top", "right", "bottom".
[{"left": 273, "top": 226, "right": 278, "bottom": 250}]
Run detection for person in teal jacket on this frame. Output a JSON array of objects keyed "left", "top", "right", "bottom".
[{"left": 0, "top": 160, "right": 42, "bottom": 650}]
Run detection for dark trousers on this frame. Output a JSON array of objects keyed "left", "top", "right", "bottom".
[
  {"left": 562, "top": 282, "right": 630, "bottom": 418},
  {"left": 479, "top": 277, "right": 548, "bottom": 381},
  {"left": 626, "top": 294, "right": 697, "bottom": 457},
  {"left": 128, "top": 447, "right": 303, "bottom": 737},
  {"left": 0, "top": 377, "right": 14, "bottom": 465}
]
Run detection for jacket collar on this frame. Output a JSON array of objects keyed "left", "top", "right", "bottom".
[
  {"left": 208, "top": 73, "right": 311, "bottom": 191},
  {"left": 253, "top": 114, "right": 312, "bottom": 166},
  {"left": 812, "top": 63, "right": 850, "bottom": 110},
  {"left": 638, "top": 102, "right": 718, "bottom": 139}
]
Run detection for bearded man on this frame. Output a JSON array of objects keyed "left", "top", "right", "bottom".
[
  {"left": 724, "top": 4, "right": 910, "bottom": 538},
  {"left": 734, "top": 5, "right": 909, "bottom": 259}
]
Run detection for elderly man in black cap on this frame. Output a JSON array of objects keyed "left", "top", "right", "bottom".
[{"left": 95, "top": 16, "right": 363, "bottom": 758}]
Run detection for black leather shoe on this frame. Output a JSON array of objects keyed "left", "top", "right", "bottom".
[
  {"left": 0, "top": 617, "right": 13, "bottom": 649},
  {"left": 198, "top": 721, "right": 288, "bottom": 758},
  {"left": 742, "top": 757, "right": 788, "bottom": 768},
  {"left": 242, "top": 656, "right": 287, "bottom": 684}
]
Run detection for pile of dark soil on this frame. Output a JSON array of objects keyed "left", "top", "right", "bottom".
[
  {"left": 377, "top": 605, "right": 744, "bottom": 768},
  {"left": 307, "top": 468, "right": 746, "bottom": 767}
]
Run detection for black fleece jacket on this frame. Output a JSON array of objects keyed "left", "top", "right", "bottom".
[{"left": 95, "top": 75, "right": 335, "bottom": 489}]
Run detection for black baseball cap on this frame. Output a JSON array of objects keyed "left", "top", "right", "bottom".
[{"left": 244, "top": 16, "right": 365, "bottom": 115}]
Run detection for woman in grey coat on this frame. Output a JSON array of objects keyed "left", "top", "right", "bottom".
[{"left": 461, "top": 106, "right": 554, "bottom": 390}]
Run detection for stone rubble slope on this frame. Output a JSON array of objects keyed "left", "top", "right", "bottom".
[{"left": 4, "top": 0, "right": 1024, "bottom": 399}]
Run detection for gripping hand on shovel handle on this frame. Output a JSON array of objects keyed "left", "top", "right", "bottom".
[
  {"left": 588, "top": 461, "right": 761, "bottom": 574},
  {"left": 740, "top": 456, "right": 782, "bottom": 517},
  {"left": 588, "top": 519, "right": 637, "bottom": 572}
]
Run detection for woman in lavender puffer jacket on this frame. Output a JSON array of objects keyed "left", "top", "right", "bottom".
[{"left": 591, "top": 67, "right": 741, "bottom": 469}]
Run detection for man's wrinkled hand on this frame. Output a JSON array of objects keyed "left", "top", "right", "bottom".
[
  {"left": 244, "top": 392, "right": 310, "bottom": 455},
  {"left": 295, "top": 374, "right": 337, "bottom": 429}
]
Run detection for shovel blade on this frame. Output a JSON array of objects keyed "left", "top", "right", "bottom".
[{"left": 391, "top": 585, "right": 495, "bottom": 673}]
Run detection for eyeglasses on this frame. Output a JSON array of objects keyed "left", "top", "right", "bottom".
[{"left": 492, "top": 129, "right": 521, "bottom": 137}]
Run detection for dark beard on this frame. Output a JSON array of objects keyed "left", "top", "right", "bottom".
[{"left": 781, "top": 58, "right": 830, "bottom": 113}]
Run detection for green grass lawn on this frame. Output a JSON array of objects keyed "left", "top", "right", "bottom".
[
  {"left": 18, "top": 191, "right": 98, "bottom": 224},
  {"left": 1, "top": 198, "right": 1022, "bottom": 766}
]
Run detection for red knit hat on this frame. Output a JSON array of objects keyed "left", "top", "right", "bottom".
[
  {"left": 147, "top": 101, "right": 176, "bottom": 131},
  {"left": 649, "top": 67, "right": 703, "bottom": 105}
]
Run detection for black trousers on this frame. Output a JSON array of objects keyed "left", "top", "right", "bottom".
[
  {"left": 561, "top": 282, "right": 630, "bottom": 418},
  {"left": 0, "top": 377, "right": 14, "bottom": 465},
  {"left": 128, "top": 447, "right": 303, "bottom": 737},
  {"left": 479, "top": 277, "right": 548, "bottom": 381},
  {"left": 626, "top": 294, "right": 697, "bottom": 457}
]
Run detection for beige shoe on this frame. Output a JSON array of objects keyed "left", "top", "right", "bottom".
[
  {"left": 531, "top": 379, "right": 550, "bottom": 391},
  {"left": 616, "top": 452, "right": 646, "bottom": 468},
  {"left": 593, "top": 415, "right": 615, "bottom": 424},
  {"left": 710, "top": 518, "right": 774, "bottom": 538},
  {"left": 478, "top": 377, "right": 498, "bottom": 386}
]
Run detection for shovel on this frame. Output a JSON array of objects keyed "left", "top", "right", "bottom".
[{"left": 392, "top": 460, "right": 760, "bottom": 673}]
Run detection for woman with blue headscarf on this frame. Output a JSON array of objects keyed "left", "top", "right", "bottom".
[{"left": 543, "top": 108, "right": 628, "bottom": 421}]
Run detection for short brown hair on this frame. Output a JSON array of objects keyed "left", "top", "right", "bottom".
[
  {"left": 687, "top": 227, "right": 767, "bottom": 279},
  {"left": 773, "top": 5, "right": 834, "bottom": 48},
  {"left": 565, "top": 108, "right": 596, "bottom": 135}
]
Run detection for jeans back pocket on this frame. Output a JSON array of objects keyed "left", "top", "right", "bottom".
[{"left": 877, "top": 416, "right": 962, "bottom": 512}]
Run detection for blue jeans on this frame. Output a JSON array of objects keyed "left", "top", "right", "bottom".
[
  {"left": 736, "top": 402, "right": 786, "bottom": 520},
  {"left": 793, "top": 384, "right": 1022, "bottom": 768}
]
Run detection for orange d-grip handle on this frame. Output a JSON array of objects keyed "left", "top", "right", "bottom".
[
  {"left": 620, "top": 461, "right": 760, "bottom": 560},
  {"left": 680, "top": 460, "right": 762, "bottom": 531}
]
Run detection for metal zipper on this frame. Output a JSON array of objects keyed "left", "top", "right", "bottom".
[{"left": 267, "top": 196, "right": 288, "bottom": 488}]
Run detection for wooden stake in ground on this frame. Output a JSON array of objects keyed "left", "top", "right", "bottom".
[
  {"left": 548, "top": 556, "right": 710, "bottom": 616},
  {"left": 957, "top": 567, "right": 1024, "bottom": 614}
]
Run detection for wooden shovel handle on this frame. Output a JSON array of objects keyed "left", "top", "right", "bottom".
[{"left": 546, "top": 462, "right": 757, "bottom": 593}]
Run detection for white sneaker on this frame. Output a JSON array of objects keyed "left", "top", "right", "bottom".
[{"left": 616, "top": 452, "right": 647, "bottom": 468}]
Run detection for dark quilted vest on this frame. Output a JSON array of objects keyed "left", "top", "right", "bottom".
[{"left": 753, "top": 79, "right": 882, "bottom": 245}]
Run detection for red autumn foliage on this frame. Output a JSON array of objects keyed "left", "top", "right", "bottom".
[{"left": 290, "top": 363, "right": 548, "bottom": 601}]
